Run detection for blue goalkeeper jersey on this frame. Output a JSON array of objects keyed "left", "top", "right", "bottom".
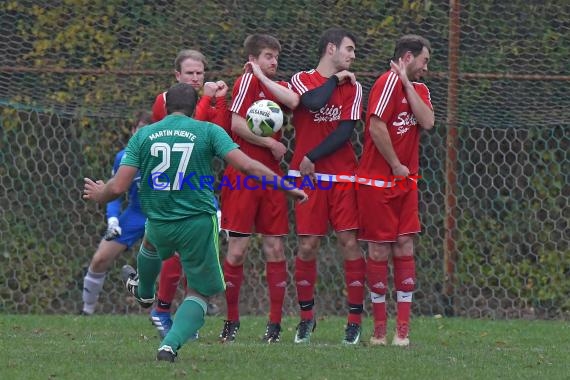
[{"left": 106, "top": 149, "right": 143, "bottom": 219}]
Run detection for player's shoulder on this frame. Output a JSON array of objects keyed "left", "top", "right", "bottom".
[
  {"left": 235, "top": 72, "right": 256, "bottom": 86},
  {"left": 153, "top": 91, "right": 166, "bottom": 103},
  {"left": 292, "top": 69, "right": 315, "bottom": 80},
  {"left": 371, "top": 71, "right": 400, "bottom": 92},
  {"left": 412, "top": 81, "right": 430, "bottom": 90},
  {"left": 376, "top": 70, "right": 397, "bottom": 82}
]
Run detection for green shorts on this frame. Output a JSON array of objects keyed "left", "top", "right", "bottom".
[{"left": 145, "top": 213, "right": 224, "bottom": 297}]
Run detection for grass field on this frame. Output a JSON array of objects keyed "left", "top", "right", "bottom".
[{"left": 0, "top": 314, "right": 568, "bottom": 380}]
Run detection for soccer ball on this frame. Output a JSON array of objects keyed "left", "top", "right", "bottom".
[{"left": 246, "top": 99, "right": 284, "bottom": 137}]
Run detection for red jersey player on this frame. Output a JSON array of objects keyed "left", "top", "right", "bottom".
[
  {"left": 357, "top": 35, "right": 434, "bottom": 347},
  {"left": 149, "top": 49, "right": 231, "bottom": 339},
  {"left": 289, "top": 28, "right": 365, "bottom": 345},
  {"left": 219, "top": 34, "right": 300, "bottom": 344}
]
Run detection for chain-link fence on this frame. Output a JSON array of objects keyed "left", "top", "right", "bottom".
[{"left": 1, "top": 0, "right": 568, "bottom": 319}]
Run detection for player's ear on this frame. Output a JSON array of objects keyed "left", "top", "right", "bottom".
[{"left": 327, "top": 42, "right": 336, "bottom": 55}]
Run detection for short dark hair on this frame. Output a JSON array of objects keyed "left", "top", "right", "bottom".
[
  {"left": 392, "top": 35, "right": 431, "bottom": 60},
  {"left": 317, "top": 27, "right": 357, "bottom": 58},
  {"left": 133, "top": 109, "right": 152, "bottom": 127},
  {"left": 243, "top": 34, "right": 281, "bottom": 58},
  {"left": 165, "top": 83, "right": 198, "bottom": 116},
  {"left": 174, "top": 49, "right": 207, "bottom": 72}
]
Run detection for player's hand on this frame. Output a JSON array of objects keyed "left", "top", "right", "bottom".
[
  {"left": 203, "top": 81, "right": 218, "bottom": 97},
  {"left": 244, "top": 61, "right": 266, "bottom": 80},
  {"left": 83, "top": 178, "right": 106, "bottom": 204},
  {"left": 214, "top": 80, "right": 228, "bottom": 98},
  {"left": 390, "top": 58, "right": 411, "bottom": 87},
  {"left": 104, "top": 217, "right": 122, "bottom": 241},
  {"left": 391, "top": 164, "right": 410, "bottom": 179},
  {"left": 335, "top": 70, "right": 356, "bottom": 85},
  {"left": 268, "top": 139, "right": 287, "bottom": 161},
  {"left": 289, "top": 188, "right": 309, "bottom": 204},
  {"left": 299, "top": 156, "right": 316, "bottom": 183}
]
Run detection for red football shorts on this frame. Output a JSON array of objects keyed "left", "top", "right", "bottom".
[
  {"left": 220, "top": 166, "right": 288, "bottom": 235},
  {"left": 295, "top": 179, "right": 358, "bottom": 236},
  {"left": 356, "top": 184, "right": 420, "bottom": 242}
]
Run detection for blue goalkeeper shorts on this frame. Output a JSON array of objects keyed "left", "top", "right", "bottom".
[{"left": 115, "top": 208, "right": 146, "bottom": 249}]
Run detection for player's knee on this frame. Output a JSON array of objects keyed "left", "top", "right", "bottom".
[
  {"left": 227, "top": 247, "right": 247, "bottom": 265},
  {"left": 396, "top": 235, "right": 414, "bottom": 254},
  {"left": 298, "top": 238, "right": 319, "bottom": 260},
  {"left": 142, "top": 238, "right": 157, "bottom": 253},
  {"left": 90, "top": 253, "right": 112, "bottom": 272},
  {"left": 338, "top": 235, "right": 360, "bottom": 259},
  {"left": 369, "top": 244, "right": 391, "bottom": 262},
  {"left": 262, "top": 236, "right": 285, "bottom": 261}
]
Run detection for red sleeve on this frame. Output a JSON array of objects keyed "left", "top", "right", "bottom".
[
  {"left": 151, "top": 92, "right": 167, "bottom": 122},
  {"left": 194, "top": 96, "right": 211, "bottom": 121},
  {"left": 414, "top": 83, "right": 433, "bottom": 110},
  {"left": 340, "top": 81, "right": 363, "bottom": 121},
  {"left": 274, "top": 80, "right": 293, "bottom": 114},
  {"left": 370, "top": 72, "right": 399, "bottom": 124},
  {"left": 229, "top": 73, "right": 256, "bottom": 118}
]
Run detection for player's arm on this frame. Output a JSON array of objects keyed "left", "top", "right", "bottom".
[
  {"left": 211, "top": 81, "right": 232, "bottom": 132},
  {"left": 305, "top": 120, "right": 356, "bottom": 163},
  {"left": 224, "top": 149, "right": 307, "bottom": 202},
  {"left": 231, "top": 113, "right": 286, "bottom": 160},
  {"left": 297, "top": 71, "right": 356, "bottom": 111},
  {"left": 83, "top": 165, "right": 138, "bottom": 205},
  {"left": 194, "top": 94, "right": 212, "bottom": 121},
  {"left": 369, "top": 115, "right": 409, "bottom": 177},
  {"left": 390, "top": 60, "right": 434, "bottom": 130},
  {"left": 403, "top": 83, "right": 434, "bottom": 130},
  {"left": 246, "top": 62, "right": 299, "bottom": 109}
]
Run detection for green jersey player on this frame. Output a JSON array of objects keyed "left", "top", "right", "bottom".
[{"left": 83, "top": 83, "right": 307, "bottom": 362}]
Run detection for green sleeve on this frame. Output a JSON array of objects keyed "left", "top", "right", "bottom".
[{"left": 210, "top": 123, "right": 239, "bottom": 159}]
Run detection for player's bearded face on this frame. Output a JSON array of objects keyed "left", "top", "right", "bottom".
[
  {"left": 255, "top": 48, "right": 279, "bottom": 78},
  {"left": 333, "top": 37, "right": 356, "bottom": 70},
  {"left": 407, "top": 47, "right": 430, "bottom": 80},
  {"left": 176, "top": 59, "right": 205, "bottom": 90}
]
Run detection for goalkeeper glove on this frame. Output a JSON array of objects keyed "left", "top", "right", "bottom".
[{"left": 104, "top": 217, "right": 122, "bottom": 241}]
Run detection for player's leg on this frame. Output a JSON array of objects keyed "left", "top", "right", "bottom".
[
  {"left": 331, "top": 183, "right": 365, "bottom": 344},
  {"left": 219, "top": 234, "right": 249, "bottom": 342},
  {"left": 337, "top": 229, "right": 365, "bottom": 344},
  {"left": 357, "top": 184, "right": 401, "bottom": 345},
  {"left": 205, "top": 204, "right": 223, "bottom": 316},
  {"left": 391, "top": 188, "right": 420, "bottom": 347},
  {"left": 158, "top": 214, "right": 223, "bottom": 361},
  {"left": 82, "top": 239, "right": 127, "bottom": 314},
  {"left": 293, "top": 181, "right": 327, "bottom": 343},
  {"left": 258, "top": 190, "right": 289, "bottom": 343},
  {"left": 392, "top": 236, "right": 415, "bottom": 347},
  {"left": 219, "top": 173, "right": 257, "bottom": 342},
  {"left": 293, "top": 185, "right": 323, "bottom": 343},
  {"left": 122, "top": 220, "right": 174, "bottom": 307},
  {"left": 367, "top": 242, "right": 391, "bottom": 346}
]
